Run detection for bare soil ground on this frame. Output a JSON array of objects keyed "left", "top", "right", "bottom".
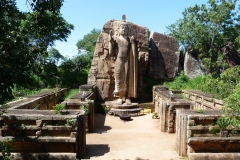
[{"left": 81, "top": 113, "right": 183, "bottom": 160}]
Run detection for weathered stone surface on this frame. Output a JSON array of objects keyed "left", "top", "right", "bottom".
[
  {"left": 70, "top": 132, "right": 77, "bottom": 138},
  {"left": 153, "top": 85, "right": 169, "bottom": 91},
  {"left": 36, "top": 130, "right": 42, "bottom": 137},
  {"left": 153, "top": 87, "right": 193, "bottom": 133},
  {"left": 223, "top": 42, "right": 240, "bottom": 68},
  {"left": 12, "top": 153, "right": 77, "bottom": 160},
  {"left": 184, "top": 48, "right": 207, "bottom": 78},
  {"left": 148, "top": 38, "right": 166, "bottom": 79},
  {"left": 79, "top": 84, "right": 95, "bottom": 91},
  {"left": 88, "top": 19, "right": 150, "bottom": 101},
  {"left": 182, "top": 90, "right": 223, "bottom": 110},
  {"left": 149, "top": 32, "right": 179, "bottom": 79},
  {"left": 88, "top": 18, "right": 180, "bottom": 101},
  {"left": 189, "top": 153, "right": 240, "bottom": 160},
  {"left": 36, "top": 120, "right": 43, "bottom": 127}
]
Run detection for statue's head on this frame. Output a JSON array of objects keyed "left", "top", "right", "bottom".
[{"left": 118, "top": 21, "right": 128, "bottom": 35}]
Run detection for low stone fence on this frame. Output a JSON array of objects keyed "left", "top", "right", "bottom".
[
  {"left": 0, "top": 87, "right": 97, "bottom": 159},
  {"left": 0, "top": 110, "right": 86, "bottom": 159},
  {"left": 7, "top": 88, "right": 67, "bottom": 110},
  {"left": 153, "top": 86, "right": 193, "bottom": 133},
  {"left": 63, "top": 84, "right": 96, "bottom": 133},
  {"left": 182, "top": 90, "right": 223, "bottom": 110},
  {"left": 176, "top": 110, "right": 240, "bottom": 160},
  {"left": 6, "top": 87, "right": 95, "bottom": 133},
  {"left": 63, "top": 100, "right": 94, "bottom": 133}
]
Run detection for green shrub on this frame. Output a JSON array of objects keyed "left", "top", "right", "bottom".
[
  {"left": 164, "top": 71, "right": 189, "bottom": 90},
  {"left": 167, "top": 66, "right": 240, "bottom": 132},
  {"left": 64, "top": 89, "right": 79, "bottom": 100},
  {"left": 0, "top": 139, "right": 14, "bottom": 160},
  {"left": 53, "top": 103, "right": 66, "bottom": 114},
  {"left": 80, "top": 104, "right": 90, "bottom": 114}
]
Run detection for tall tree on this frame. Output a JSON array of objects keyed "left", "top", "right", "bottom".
[
  {"left": 166, "top": 0, "right": 240, "bottom": 73},
  {"left": 47, "top": 48, "right": 64, "bottom": 65},
  {"left": 0, "top": 0, "right": 73, "bottom": 104},
  {"left": 76, "top": 28, "right": 101, "bottom": 68}
]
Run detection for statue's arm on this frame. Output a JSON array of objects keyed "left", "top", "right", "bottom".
[
  {"left": 130, "top": 35, "right": 136, "bottom": 56},
  {"left": 109, "top": 30, "right": 114, "bottom": 56}
]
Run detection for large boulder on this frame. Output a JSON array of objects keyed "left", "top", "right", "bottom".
[
  {"left": 223, "top": 42, "right": 240, "bottom": 68},
  {"left": 148, "top": 32, "right": 179, "bottom": 80},
  {"left": 184, "top": 48, "right": 207, "bottom": 78}
]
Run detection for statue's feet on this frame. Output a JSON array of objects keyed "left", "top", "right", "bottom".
[
  {"left": 113, "top": 90, "right": 119, "bottom": 97},
  {"left": 125, "top": 99, "right": 131, "bottom": 105},
  {"left": 116, "top": 98, "right": 123, "bottom": 105}
]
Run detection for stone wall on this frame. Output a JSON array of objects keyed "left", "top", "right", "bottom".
[
  {"left": 182, "top": 90, "right": 223, "bottom": 110},
  {"left": 176, "top": 110, "right": 240, "bottom": 160},
  {"left": 63, "top": 100, "right": 95, "bottom": 133},
  {"left": 153, "top": 86, "right": 193, "bottom": 133},
  {"left": 0, "top": 110, "right": 86, "bottom": 159},
  {"left": 7, "top": 88, "right": 67, "bottom": 110},
  {"left": 0, "top": 87, "right": 97, "bottom": 159}
]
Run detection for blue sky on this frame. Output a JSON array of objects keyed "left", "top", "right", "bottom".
[{"left": 17, "top": 0, "right": 215, "bottom": 58}]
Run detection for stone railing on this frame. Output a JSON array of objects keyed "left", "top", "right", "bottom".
[
  {"left": 0, "top": 87, "right": 96, "bottom": 159},
  {"left": 7, "top": 88, "right": 67, "bottom": 110},
  {"left": 0, "top": 110, "right": 86, "bottom": 159},
  {"left": 176, "top": 110, "right": 240, "bottom": 160},
  {"left": 182, "top": 90, "right": 223, "bottom": 110},
  {"left": 63, "top": 84, "right": 96, "bottom": 133},
  {"left": 63, "top": 100, "right": 94, "bottom": 133},
  {"left": 153, "top": 85, "right": 193, "bottom": 133}
]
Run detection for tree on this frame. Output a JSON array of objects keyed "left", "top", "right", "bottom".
[
  {"left": 76, "top": 28, "right": 101, "bottom": 69},
  {"left": 47, "top": 48, "right": 64, "bottom": 65},
  {"left": 0, "top": 0, "right": 73, "bottom": 104},
  {"left": 166, "top": 0, "right": 240, "bottom": 73},
  {"left": 71, "top": 55, "right": 89, "bottom": 72}
]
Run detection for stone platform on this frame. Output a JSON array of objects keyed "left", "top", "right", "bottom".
[{"left": 105, "top": 101, "right": 143, "bottom": 116}]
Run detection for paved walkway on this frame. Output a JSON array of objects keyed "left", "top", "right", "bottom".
[{"left": 81, "top": 113, "right": 183, "bottom": 160}]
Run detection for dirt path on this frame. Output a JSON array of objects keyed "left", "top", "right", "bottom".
[{"left": 81, "top": 113, "right": 183, "bottom": 160}]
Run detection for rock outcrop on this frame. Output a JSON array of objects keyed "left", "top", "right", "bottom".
[
  {"left": 184, "top": 48, "right": 207, "bottom": 78},
  {"left": 149, "top": 32, "right": 179, "bottom": 80},
  {"left": 223, "top": 42, "right": 240, "bottom": 68}
]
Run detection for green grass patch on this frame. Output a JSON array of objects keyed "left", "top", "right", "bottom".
[{"left": 64, "top": 89, "right": 79, "bottom": 100}]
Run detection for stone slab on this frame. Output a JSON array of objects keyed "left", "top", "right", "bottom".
[{"left": 189, "top": 153, "right": 240, "bottom": 160}]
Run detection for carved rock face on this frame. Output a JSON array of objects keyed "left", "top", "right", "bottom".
[
  {"left": 119, "top": 23, "right": 129, "bottom": 35},
  {"left": 88, "top": 19, "right": 180, "bottom": 101}
]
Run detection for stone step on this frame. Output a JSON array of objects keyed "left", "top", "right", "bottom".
[
  {"left": 0, "top": 136, "right": 76, "bottom": 142},
  {"left": 11, "top": 152, "right": 76, "bottom": 160},
  {"left": 1, "top": 126, "right": 77, "bottom": 131},
  {"left": 188, "top": 137, "right": 240, "bottom": 144},
  {"left": 189, "top": 153, "right": 240, "bottom": 160}
]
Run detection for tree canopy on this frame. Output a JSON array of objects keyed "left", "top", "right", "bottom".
[
  {"left": 167, "top": 0, "right": 240, "bottom": 73},
  {"left": 0, "top": 0, "right": 73, "bottom": 104},
  {"left": 76, "top": 28, "right": 101, "bottom": 65}
]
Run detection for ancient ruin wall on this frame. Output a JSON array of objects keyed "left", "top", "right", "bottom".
[
  {"left": 182, "top": 90, "right": 223, "bottom": 110},
  {"left": 176, "top": 110, "right": 240, "bottom": 160}
]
